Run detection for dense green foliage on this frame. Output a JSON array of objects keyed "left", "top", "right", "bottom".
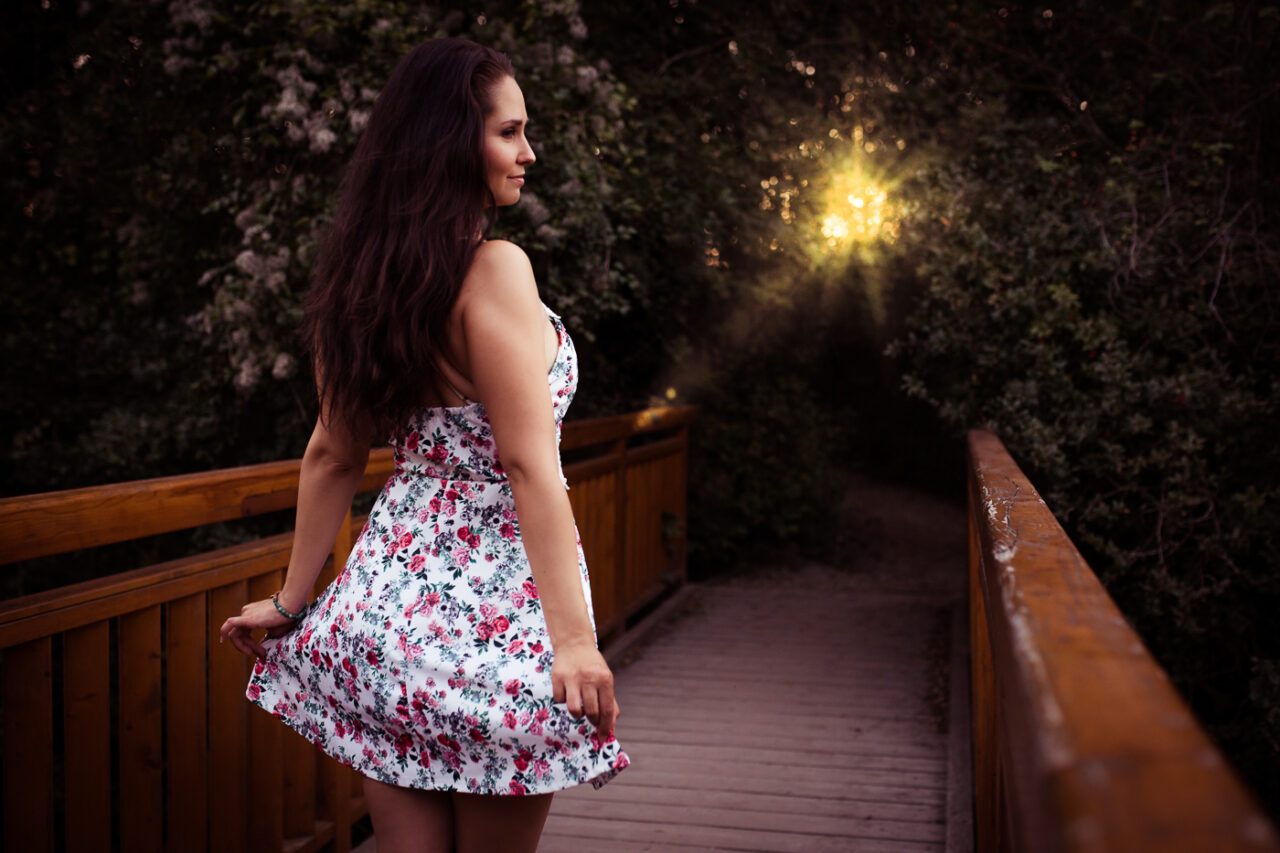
[
  {"left": 2, "top": 0, "right": 638, "bottom": 490},
  {"left": 3, "top": 0, "right": 1277, "bottom": 811},
  {"left": 885, "top": 2, "right": 1280, "bottom": 809}
]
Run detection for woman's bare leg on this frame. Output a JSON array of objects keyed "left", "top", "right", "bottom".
[
  {"left": 451, "top": 791, "right": 555, "bottom": 853},
  {"left": 362, "top": 776, "right": 454, "bottom": 853}
]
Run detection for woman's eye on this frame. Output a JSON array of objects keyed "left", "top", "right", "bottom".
[{"left": 502, "top": 128, "right": 517, "bottom": 139}]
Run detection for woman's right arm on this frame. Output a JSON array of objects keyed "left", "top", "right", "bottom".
[
  {"left": 458, "top": 240, "right": 620, "bottom": 738},
  {"left": 220, "top": 410, "right": 370, "bottom": 658}
]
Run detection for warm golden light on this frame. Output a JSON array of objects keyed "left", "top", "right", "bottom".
[
  {"left": 822, "top": 177, "right": 899, "bottom": 247},
  {"left": 822, "top": 215, "right": 850, "bottom": 241}
]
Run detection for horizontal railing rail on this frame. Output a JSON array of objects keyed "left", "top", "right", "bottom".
[
  {"left": 966, "top": 428, "right": 1279, "bottom": 853},
  {"left": 0, "top": 404, "right": 694, "bottom": 853}
]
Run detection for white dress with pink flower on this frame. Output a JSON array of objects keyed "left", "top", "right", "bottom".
[{"left": 246, "top": 303, "right": 630, "bottom": 795}]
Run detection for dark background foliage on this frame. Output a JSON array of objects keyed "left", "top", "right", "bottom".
[{"left": 3, "top": 0, "right": 1277, "bottom": 815}]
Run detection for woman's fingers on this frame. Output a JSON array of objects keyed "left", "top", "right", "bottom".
[
  {"left": 581, "top": 683, "right": 601, "bottom": 726},
  {"left": 595, "top": 683, "right": 617, "bottom": 737},
  {"left": 564, "top": 681, "right": 584, "bottom": 719},
  {"left": 218, "top": 598, "right": 294, "bottom": 659},
  {"left": 226, "top": 626, "right": 253, "bottom": 658},
  {"left": 222, "top": 619, "right": 269, "bottom": 659}
]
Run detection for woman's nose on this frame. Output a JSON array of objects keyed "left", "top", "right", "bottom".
[{"left": 521, "top": 141, "right": 536, "bottom": 164}]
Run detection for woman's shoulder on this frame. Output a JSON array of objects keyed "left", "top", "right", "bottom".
[
  {"left": 470, "top": 238, "right": 531, "bottom": 273},
  {"left": 462, "top": 239, "right": 538, "bottom": 305}
]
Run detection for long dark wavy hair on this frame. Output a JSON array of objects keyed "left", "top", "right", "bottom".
[{"left": 303, "top": 39, "right": 515, "bottom": 438}]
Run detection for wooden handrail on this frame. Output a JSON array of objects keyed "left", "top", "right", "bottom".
[
  {"left": 966, "top": 429, "right": 1279, "bottom": 852},
  {"left": 0, "top": 404, "right": 697, "bottom": 566},
  {"left": 0, "top": 405, "right": 694, "bottom": 853}
]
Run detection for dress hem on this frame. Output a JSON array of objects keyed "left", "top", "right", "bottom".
[{"left": 246, "top": 687, "right": 629, "bottom": 796}]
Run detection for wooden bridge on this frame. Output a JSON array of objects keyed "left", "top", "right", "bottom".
[{"left": 1, "top": 405, "right": 1277, "bottom": 852}]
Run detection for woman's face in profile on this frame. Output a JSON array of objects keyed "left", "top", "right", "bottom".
[{"left": 483, "top": 76, "right": 536, "bottom": 207}]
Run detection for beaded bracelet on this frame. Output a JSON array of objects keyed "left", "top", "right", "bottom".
[{"left": 271, "top": 591, "right": 307, "bottom": 620}]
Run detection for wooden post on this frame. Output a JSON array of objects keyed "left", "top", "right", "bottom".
[
  {"left": 165, "top": 594, "right": 208, "bottom": 853},
  {"left": 3, "top": 637, "right": 53, "bottom": 853},
  {"left": 968, "top": 505, "right": 998, "bottom": 851},
  {"left": 118, "top": 605, "right": 165, "bottom": 853},
  {"left": 247, "top": 571, "right": 284, "bottom": 853},
  {"left": 64, "top": 621, "right": 111, "bottom": 852},
  {"left": 611, "top": 440, "right": 628, "bottom": 636}
]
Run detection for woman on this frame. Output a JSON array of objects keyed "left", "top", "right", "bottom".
[{"left": 219, "top": 38, "right": 627, "bottom": 853}]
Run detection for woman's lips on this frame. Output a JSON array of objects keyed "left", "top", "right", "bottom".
[{"left": 509, "top": 176, "right": 525, "bottom": 186}]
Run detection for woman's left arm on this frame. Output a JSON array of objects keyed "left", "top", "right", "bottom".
[{"left": 219, "top": 410, "right": 371, "bottom": 658}]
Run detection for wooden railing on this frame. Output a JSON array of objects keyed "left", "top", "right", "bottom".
[
  {"left": 967, "top": 429, "right": 1279, "bottom": 853},
  {"left": 0, "top": 404, "right": 694, "bottom": 853}
]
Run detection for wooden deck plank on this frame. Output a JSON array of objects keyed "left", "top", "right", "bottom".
[
  {"left": 544, "top": 801, "right": 944, "bottom": 841},
  {"left": 609, "top": 736, "right": 948, "bottom": 768},
  {"left": 542, "top": 558, "right": 967, "bottom": 851},
  {"left": 537, "top": 835, "right": 710, "bottom": 853},
  {"left": 554, "top": 781, "right": 945, "bottom": 822},
  {"left": 542, "top": 814, "right": 944, "bottom": 852}
]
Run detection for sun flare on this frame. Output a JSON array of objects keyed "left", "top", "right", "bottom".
[{"left": 821, "top": 178, "right": 899, "bottom": 247}]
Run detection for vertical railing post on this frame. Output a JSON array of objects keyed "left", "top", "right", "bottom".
[
  {"left": 2, "top": 637, "right": 53, "bottom": 852},
  {"left": 611, "top": 439, "right": 628, "bottom": 631},
  {"left": 675, "top": 425, "right": 689, "bottom": 584},
  {"left": 969, "top": 493, "right": 999, "bottom": 852}
]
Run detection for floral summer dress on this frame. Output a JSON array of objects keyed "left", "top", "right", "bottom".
[{"left": 246, "top": 303, "right": 629, "bottom": 795}]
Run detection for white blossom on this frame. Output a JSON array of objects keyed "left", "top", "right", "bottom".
[
  {"left": 234, "top": 249, "right": 265, "bottom": 276},
  {"left": 233, "top": 357, "right": 261, "bottom": 391},
  {"left": 168, "top": 0, "right": 212, "bottom": 32},
  {"left": 163, "top": 54, "right": 194, "bottom": 76},
  {"left": 271, "top": 352, "right": 296, "bottom": 379},
  {"left": 575, "top": 65, "right": 599, "bottom": 93}
]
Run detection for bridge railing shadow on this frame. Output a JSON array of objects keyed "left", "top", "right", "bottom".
[
  {"left": 967, "top": 429, "right": 1279, "bottom": 852},
  {"left": 0, "top": 404, "right": 694, "bottom": 853}
]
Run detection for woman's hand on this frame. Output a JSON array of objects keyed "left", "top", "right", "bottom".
[
  {"left": 551, "top": 639, "right": 621, "bottom": 738},
  {"left": 219, "top": 598, "right": 300, "bottom": 660}
]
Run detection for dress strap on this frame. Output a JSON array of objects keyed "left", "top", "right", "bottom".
[
  {"left": 433, "top": 358, "right": 475, "bottom": 406},
  {"left": 439, "top": 371, "right": 474, "bottom": 405}
]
